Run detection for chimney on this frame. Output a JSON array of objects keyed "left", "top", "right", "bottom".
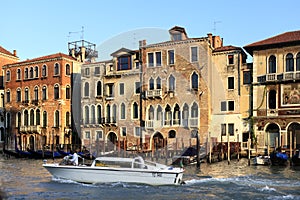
[
  {"left": 139, "top": 40, "right": 146, "bottom": 48},
  {"left": 207, "top": 33, "right": 213, "bottom": 46},
  {"left": 13, "top": 50, "right": 17, "bottom": 57}
]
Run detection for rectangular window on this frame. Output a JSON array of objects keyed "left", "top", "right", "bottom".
[
  {"left": 221, "top": 101, "right": 227, "bottom": 111},
  {"left": 228, "top": 123, "right": 234, "bottom": 136},
  {"left": 228, "top": 77, "right": 234, "bottom": 89},
  {"left": 135, "top": 127, "right": 140, "bottom": 137},
  {"left": 135, "top": 82, "right": 141, "bottom": 94},
  {"left": 121, "top": 127, "right": 127, "bottom": 137},
  {"left": 148, "top": 53, "right": 154, "bottom": 67},
  {"left": 85, "top": 131, "right": 90, "bottom": 139},
  {"left": 94, "top": 67, "right": 100, "bottom": 75},
  {"left": 228, "top": 101, "right": 235, "bottom": 111},
  {"left": 119, "top": 83, "right": 124, "bottom": 95},
  {"left": 96, "top": 131, "right": 103, "bottom": 139},
  {"left": 85, "top": 68, "right": 90, "bottom": 76},
  {"left": 118, "top": 56, "right": 131, "bottom": 70},
  {"left": 168, "top": 50, "right": 175, "bottom": 65},
  {"left": 228, "top": 55, "right": 234, "bottom": 65},
  {"left": 243, "top": 71, "right": 251, "bottom": 84},
  {"left": 191, "top": 47, "right": 198, "bottom": 62},
  {"left": 155, "top": 52, "right": 162, "bottom": 66},
  {"left": 221, "top": 123, "right": 226, "bottom": 136}
]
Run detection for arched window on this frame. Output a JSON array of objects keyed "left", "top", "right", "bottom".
[
  {"left": 156, "top": 77, "right": 161, "bottom": 89},
  {"left": 54, "top": 63, "right": 60, "bottom": 75},
  {"left": 17, "top": 68, "right": 21, "bottom": 80},
  {"left": 84, "top": 82, "right": 89, "bottom": 97},
  {"left": 36, "top": 109, "right": 40, "bottom": 125},
  {"left": 66, "top": 112, "right": 70, "bottom": 126},
  {"left": 112, "top": 104, "right": 117, "bottom": 123},
  {"left": 42, "top": 65, "right": 47, "bottom": 77},
  {"left": 149, "top": 78, "right": 154, "bottom": 90},
  {"left": 269, "top": 90, "right": 276, "bottom": 109},
  {"left": 173, "top": 104, "right": 180, "bottom": 125},
  {"left": 24, "top": 88, "right": 29, "bottom": 102},
  {"left": 24, "top": 110, "right": 29, "bottom": 126},
  {"left": 132, "top": 102, "right": 138, "bottom": 119},
  {"left": 29, "top": 67, "right": 34, "bottom": 78},
  {"left": 165, "top": 105, "right": 172, "bottom": 126},
  {"left": 6, "top": 90, "right": 10, "bottom": 103},
  {"left": 16, "top": 88, "right": 21, "bottom": 102},
  {"left": 286, "top": 53, "right": 294, "bottom": 72},
  {"left": 97, "top": 105, "right": 102, "bottom": 124},
  {"left": 30, "top": 110, "right": 34, "bottom": 125},
  {"left": 24, "top": 68, "right": 28, "bottom": 79},
  {"left": 6, "top": 70, "right": 10, "bottom": 81},
  {"left": 17, "top": 112, "right": 21, "bottom": 127},
  {"left": 66, "top": 64, "right": 70, "bottom": 75},
  {"left": 182, "top": 103, "right": 189, "bottom": 127},
  {"left": 120, "top": 103, "right": 126, "bottom": 119},
  {"left": 157, "top": 105, "right": 162, "bottom": 121},
  {"left": 268, "top": 55, "right": 276, "bottom": 73},
  {"left": 34, "top": 86, "right": 39, "bottom": 101},
  {"left": 191, "top": 102, "right": 198, "bottom": 118},
  {"left": 34, "top": 66, "right": 39, "bottom": 78},
  {"left": 191, "top": 72, "right": 199, "bottom": 90},
  {"left": 148, "top": 105, "right": 154, "bottom": 120},
  {"left": 42, "top": 86, "right": 47, "bottom": 100},
  {"left": 296, "top": 52, "right": 300, "bottom": 71},
  {"left": 6, "top": 113, "right": 11, "bottom": 128},
  {"left": 54, "top": 84, "right": 59, "bottom": 99},
  {"left": 96, "top": 81, "right": 102, "bottom": 96},
  {"left": 106, "top": 104, "right": 111, "bottom": 123},
  {"left": 43, "top": 111, "right": 47, "bottom": 127},
  {"left": 55, "top": 110, "right": 60, "bottom": 127},
  {"left": 91, "top": 105, "right": 95, "bottom": 124},
  {"left": 84, "top": 106, "right": 89, "bottom": 124},
  {"left": 66, "top": 85, "right": 71, "bottom": 99},
  {"left": 168, "top": 74, "right": 175, "bottom": 91}
]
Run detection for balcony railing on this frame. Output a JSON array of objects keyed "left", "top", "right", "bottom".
[{"left": 257, "top": 71, "right": 300, "bottom": 83}]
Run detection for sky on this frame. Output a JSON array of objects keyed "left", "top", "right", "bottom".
[{"left": 1, "top": 0, "right": 300, "bottom": 61}]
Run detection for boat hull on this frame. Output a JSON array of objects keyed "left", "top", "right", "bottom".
[{"left": 43, "top": 164, "right": 183, "bottom": 185}]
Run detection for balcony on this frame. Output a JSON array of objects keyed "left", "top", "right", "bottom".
[
  {"left": 145, "top": 89, "right": 162, "bottom": 99},
  {"left": 189, "top": 118, "right": 198, "bottom": 128},
  {"left": 257, "top": 71, "right": 300, "bottom": 84}
]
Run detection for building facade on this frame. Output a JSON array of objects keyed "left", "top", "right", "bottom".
[
  {"left": 244, "top": 30, "right": 300, "bottom": 155},
  {"left": 3, "top": 53, "right": 82, "bottom": 151},
  {"left": 0, "top": 46, "right": 19, "bottom": 149}
]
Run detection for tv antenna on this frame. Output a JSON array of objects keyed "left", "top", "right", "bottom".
[
  {"left": 213, "top": 21, "right": 221, "bottom": 34},
  {"left": 67, "top": 26, "right": 84, "bottom": 41}
]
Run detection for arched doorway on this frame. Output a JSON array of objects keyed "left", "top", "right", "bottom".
[
  {"left": 107, "top": 132, "right": 117, "bottom": 151},
  {"left": 152, "top": 132, "right": 165, "bottom": 151},
  {"left": 287, "top": 123, "right": 300, "bottom": 149},
  {"left": 265, "top": 123, "right": 280, "bottom": 148}
]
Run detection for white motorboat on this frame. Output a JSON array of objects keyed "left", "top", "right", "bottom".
[
  {"left": 43, "top": 156, "right": 184, "bottom": 185},
  {"left": 253, "top": 155, "right": 270, "bottom": 165}
]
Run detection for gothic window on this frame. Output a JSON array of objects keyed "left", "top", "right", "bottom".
[
  {"left": 36, "top": 109, "right": 40, "bottom": 125},
  {"left": 84, "top": 106, "right": 89, "bottom": 124},
  {"left": 120, "top": 103, "right": 126, "bottom": 120},
  {"left": 132, "top": 102, "right": 138, "bottom": 119},
  {"left": 97, "top": 81, "right": 102, "bottom": 96},
  {"left": 149, "top": 78, "right": 154, "bottom": 90},
  {"left": 191, "top": 72, "right": 198, "bottom": 90},
  {"left": 55, "top": 110, "right": 60, "bottom": 127},
  {"left": 168, "top": 74, "right": 175, "bottom": 92}
]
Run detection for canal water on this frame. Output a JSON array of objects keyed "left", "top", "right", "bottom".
[{"left": 0, "top": 156, "right": 300, "bottom": 200}]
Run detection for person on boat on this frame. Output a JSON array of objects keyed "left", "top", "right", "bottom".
[{"left": 69, "top": 151, "right": 79, "bottom": 166}]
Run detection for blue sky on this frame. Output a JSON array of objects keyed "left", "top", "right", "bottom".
[{"left": 1, "top": 0, "right": 300, "bottom": 61}]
